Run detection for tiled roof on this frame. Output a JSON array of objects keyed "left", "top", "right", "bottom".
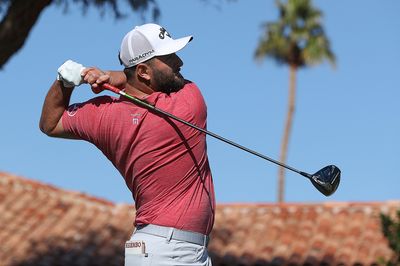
[
  {"left": 0, "top": 172, "right": 134, "bottom": 266},
  {"left": 210, "top": 202, "right": 398, "bottom": 265},
  {"left": 0, "top": 171, "right": 398, "bottom": 266}
]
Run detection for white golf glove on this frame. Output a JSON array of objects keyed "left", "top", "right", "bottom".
[{"left": 57, "top": 60, "right": 85, "bottom": 88}]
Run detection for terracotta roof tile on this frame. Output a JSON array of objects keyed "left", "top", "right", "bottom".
[
  {"left": 209, "top": 202, "right": 399, "bottom": 265},
  {"left": 0, "top": 172, "right": 134, "bottom": 266},
  {"left": 0, "top": 172, "right": 398, "bottom": 265}
]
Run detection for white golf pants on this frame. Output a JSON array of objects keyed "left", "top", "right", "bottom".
[{"left": 125, "top": 229, "right": 212, "bottom": 266}]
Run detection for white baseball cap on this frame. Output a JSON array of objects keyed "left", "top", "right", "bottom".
[{"left": 119, "top": 23, "right": 193, "bottom": 68}]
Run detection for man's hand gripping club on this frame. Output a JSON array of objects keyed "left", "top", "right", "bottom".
[{"left": 57, "top": 59, "right": 126, "bottom": 92}]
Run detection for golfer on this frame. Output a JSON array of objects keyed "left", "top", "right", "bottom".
[{"left": 40, "top": 23, "right": 215, "bottom": 265}]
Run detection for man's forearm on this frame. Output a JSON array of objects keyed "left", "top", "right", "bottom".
[
  {"left": 40, "top": 62, "right": 126, "bottom": 137},
  {"left": 39, "top": 80, "right": 74, "bottom": 136}
]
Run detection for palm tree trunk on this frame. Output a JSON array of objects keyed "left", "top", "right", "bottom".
[{"left": 277, "top": 64, "right": 297, "bottom": 203}]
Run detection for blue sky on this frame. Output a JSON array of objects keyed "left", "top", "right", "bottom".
[{"left": 1, "top": 0, "right": 399, "bottom": 204}]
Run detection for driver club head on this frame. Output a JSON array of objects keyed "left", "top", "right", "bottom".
[{"left": 309, "top": 165, "right": 341, "bottom": 196}]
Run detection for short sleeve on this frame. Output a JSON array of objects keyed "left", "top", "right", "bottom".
[{"left": 62, "top": 96, "right": 114, "bottom": 143}]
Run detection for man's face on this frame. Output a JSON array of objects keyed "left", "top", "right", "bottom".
[{"left": 149, "top": 53, "right": 185, "bottom": 93}]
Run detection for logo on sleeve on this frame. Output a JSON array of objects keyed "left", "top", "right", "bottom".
[{"left": 67, "top": 104, "right": 80, "bottom": 117}]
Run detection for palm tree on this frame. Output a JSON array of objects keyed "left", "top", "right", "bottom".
[{"left": 255, "top": 0, "right": 335, "bottom": 202}]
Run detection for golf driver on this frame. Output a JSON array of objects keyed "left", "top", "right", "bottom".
[{"left": 95, "top": 84, "right": 341, "bottom": 196}]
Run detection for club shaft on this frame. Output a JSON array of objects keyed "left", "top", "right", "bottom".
[{"left": 103, "top": 84, "right": 310, "bottom": 178}]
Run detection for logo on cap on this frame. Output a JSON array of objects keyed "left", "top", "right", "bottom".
[
  {"left": 128, "top": 49, "right": 155, "bottom": 64},
  {"left": 159, "top": 27, "right": 171, "bottom": 39}
]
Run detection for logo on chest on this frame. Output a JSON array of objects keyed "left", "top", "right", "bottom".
[{"left": 131, "top": 113, "right": 142, "bottom": 125}]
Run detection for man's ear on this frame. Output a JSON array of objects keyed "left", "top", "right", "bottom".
[{"left": 136, "top": 63, "right": 151, "bottom": 82}]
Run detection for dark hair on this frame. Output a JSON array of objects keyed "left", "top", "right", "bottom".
[
  {"left": 123, "top": 66, "right": 137, "bottom": 81},
  {"left": 118, "top": 51, "right": 136, "bottom": 81},
  {"left": 123, "top": 58, "right": 156, "bottom": 82}
]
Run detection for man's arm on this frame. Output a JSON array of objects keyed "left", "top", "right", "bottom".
[
  {"left": 40, "top": 60, "right": 86, "bottom": 138},
  {"left": 39, "top": 80, "right": 77, "bottom": 139},
  {"left": 39, "top": 60, "right": 127, "bottom": 139}
]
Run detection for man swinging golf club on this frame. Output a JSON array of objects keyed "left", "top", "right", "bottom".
[{"left": 40, "top": 23, "right": 214, "bottom": 265}]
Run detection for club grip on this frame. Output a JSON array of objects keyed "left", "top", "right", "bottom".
[
  {"left": 91, "top": 84, "right": 122, "bottom": 95},
  {"left": 102, "top": 83, "right": 121, "bottom": 94}
]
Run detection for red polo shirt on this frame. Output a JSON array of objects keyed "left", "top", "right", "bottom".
[{"left": 62, "top": 82, "right": 215, "bottom": 235}]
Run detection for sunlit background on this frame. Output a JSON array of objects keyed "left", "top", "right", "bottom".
[{"left": 0, "top": 0, "right": 399, "bottom": 204}]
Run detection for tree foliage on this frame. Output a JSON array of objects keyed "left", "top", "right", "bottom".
[
  {"left": 0, "top": 0, "right": 159, "bottom": 69},
  {"left": 52, "top": 0, "right": 160, "bottom": 20},
  {"left": 380, "top": 210, "right": 400, "bottom": 265},
  {"left": 0, "top": 0, "right": 235, "bottom": 69},
  {"left": 255, "top": 0, "right": 335, "bottom": 68}
]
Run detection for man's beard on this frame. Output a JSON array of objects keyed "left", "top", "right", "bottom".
[{"left": 152, "top": 68, "right": 185, "bottom": 94}]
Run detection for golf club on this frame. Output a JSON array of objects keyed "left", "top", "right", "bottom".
[{"left": 95, "top": 83, "right": 341, "bottom": 196}]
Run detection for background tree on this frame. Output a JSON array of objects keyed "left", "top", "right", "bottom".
[
  {"left": 255, "top": 0, "right": 335, "bottom": 202},
  {"left": 380, "top": 210, "right": 400, "bottom": 265},
  {"left": 0, "top": 0, "right": 233, "bottom": 70},
  {"left": 0, "top": 0, "right": 160, "bottom": 69}
]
